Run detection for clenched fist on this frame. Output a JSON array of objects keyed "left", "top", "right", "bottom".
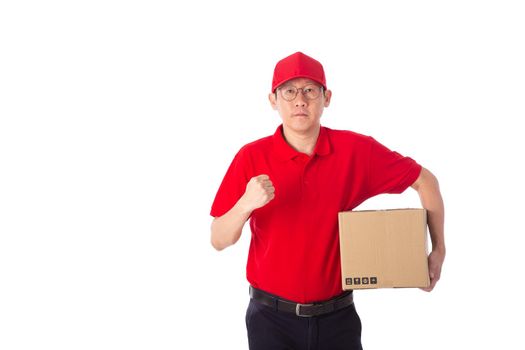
[{"left": 239, "top": 174, "right": 275, "bottom": 212}]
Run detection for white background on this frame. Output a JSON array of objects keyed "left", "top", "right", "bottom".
[{"left": 1, "top": 1, "right": 524, "bottom": 349}]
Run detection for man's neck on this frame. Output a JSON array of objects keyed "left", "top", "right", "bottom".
[{"left": 282, "top": 125, "right": 320, "bottom": 156}]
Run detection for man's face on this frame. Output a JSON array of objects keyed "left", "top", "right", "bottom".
[{"left": 269, "top": 78, "right": 331, "bottom": 134}]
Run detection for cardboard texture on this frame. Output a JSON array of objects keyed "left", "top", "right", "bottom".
[{"left": 338, "top": 209, "right": 430, "bottom": 289}]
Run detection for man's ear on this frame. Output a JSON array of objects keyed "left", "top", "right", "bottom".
[
  {"left": 323, "top": 89, "right": 332, "bottom": 108},
  {"left": 268, "top": 92, "right": 278, "bottom": 110}
]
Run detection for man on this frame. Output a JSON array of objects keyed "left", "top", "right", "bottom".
[{"left": 210, "top": 52, "right": 445, "bottom": 350}]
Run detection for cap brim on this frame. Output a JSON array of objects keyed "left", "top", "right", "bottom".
[{"left": 272, "top": 74, "right": 327, "bottom": 92}]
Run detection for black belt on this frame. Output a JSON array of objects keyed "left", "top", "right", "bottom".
[{"left": 249, "top": 286, "right": 354, "bottom": 318}]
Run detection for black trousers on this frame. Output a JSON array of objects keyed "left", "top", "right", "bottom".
[{"left": 245, "top": 298, "right": 363, "bottom": 350}]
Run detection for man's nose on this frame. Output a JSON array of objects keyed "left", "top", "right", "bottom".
[{"left": 294, "top": 90, "right": 307, "bottom": 107}]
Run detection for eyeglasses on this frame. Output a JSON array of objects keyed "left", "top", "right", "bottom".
[{"left": 277, "top": 84, "right": 323, "bottom": 101}]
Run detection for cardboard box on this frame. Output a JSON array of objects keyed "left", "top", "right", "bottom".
[{"left": 338, "top": 208, "right": 430, "bottom": 289}]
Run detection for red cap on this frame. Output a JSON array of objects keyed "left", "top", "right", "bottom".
[{"left": 271, "top": 52, "right": 327, "bottom": 92}]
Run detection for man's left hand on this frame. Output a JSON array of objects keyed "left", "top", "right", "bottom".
[{"left": 420, "top": 249, "right": 445, "bottom": 292}]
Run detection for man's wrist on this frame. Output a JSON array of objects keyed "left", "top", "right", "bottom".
[
  {"left": 432, "top": 245, "right": 446, "bottom": 255},
  {"left": 235, "top": 196, "right": 254, "bottom": 217}
]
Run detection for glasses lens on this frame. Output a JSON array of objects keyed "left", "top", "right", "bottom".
[
  {"left": 303, "top": 85, "right": 320, "bottom": 100},
  {"left": 280, "top": 86, "right": 297, "bottom": 101}
]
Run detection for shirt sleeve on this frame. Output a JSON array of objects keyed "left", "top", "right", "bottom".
[
  {"left": 366, "top": 136, "right": 422, "bottom": 197},
  {"left": 210, "top": 147, "right": 251, "bottom": 218}
]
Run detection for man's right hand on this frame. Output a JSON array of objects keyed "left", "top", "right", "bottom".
[
  {"left": 238, "top": 174, "right": 275, "bottom": 213},
  {"left": 211, "top": 174, "right": 275, "bottom": 251}
]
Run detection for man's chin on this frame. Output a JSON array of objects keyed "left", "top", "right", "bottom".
[{"left": 283, "top": 120, "right": 320, "bottom": 134}]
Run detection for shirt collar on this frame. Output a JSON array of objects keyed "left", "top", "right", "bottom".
[{"left": 272, "top": 124, "right": 332, "bottom": 161}]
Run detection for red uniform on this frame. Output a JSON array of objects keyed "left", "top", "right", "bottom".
[{"left": 211, "top": 124, "right": 421, "bottom": 304}]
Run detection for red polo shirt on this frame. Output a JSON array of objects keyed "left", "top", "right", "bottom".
[{"left": 210, "top": 125, "right": 422, "bottom": 303}]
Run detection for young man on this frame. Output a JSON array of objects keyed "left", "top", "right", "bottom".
[{"left": 210, "top": 52, "right": 445, "bottom": 350}]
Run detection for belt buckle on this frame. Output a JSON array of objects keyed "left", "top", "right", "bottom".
[{"left": 295, "top": 303, "right": 314, "bottom": 317}]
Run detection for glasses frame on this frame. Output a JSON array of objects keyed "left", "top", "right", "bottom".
[{"left": 277, "top": 84, "right": 324, "bottom": 102}]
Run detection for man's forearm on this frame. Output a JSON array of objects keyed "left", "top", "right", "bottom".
[
  {"left": 211, "top": 200, "right": 252, "bottom": 251},
  {"left": 414, "top": 168, "right": 445, "bottom": 252},
  {"left": 211, "top": 175, "right": 275, "bottom": 251}
]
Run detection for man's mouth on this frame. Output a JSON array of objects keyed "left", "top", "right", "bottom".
[{"left": 293, "top": 110, "right": 308, "bottom": 117}]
